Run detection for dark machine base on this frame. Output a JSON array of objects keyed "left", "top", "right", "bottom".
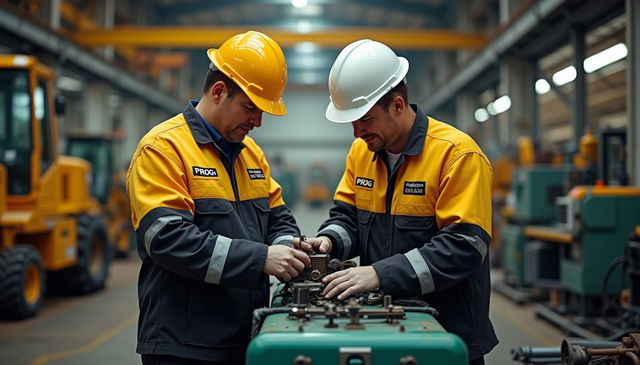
[
  {"left": 535, "top": 303, "right": 605, "bottom": 340},
  {"left": 493, "top": 281, "right": 535, "bottom": 305}
]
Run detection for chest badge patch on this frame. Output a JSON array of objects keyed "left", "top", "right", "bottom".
[
  {"left": 247, "top": 168, "right": 265, "bottom": 180},
  {"left": 404, "top": 181, "right": 425, "bottom": 195},
  {"left": 192, "top": 166, "right": 218, "bottom": 177},
  {"left": 355, "top": 177, "right": 374, "bottom": 189}
]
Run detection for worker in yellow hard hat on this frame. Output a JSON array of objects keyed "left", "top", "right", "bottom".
[{"left": 126, "top": 31, "right": 310, "bottom": 365}]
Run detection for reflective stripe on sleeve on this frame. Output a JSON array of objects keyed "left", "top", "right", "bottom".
[
  {"left": 144, "top": 215, "right": 182, "bottom": 254},
  {"left": 318, "top": 224, "right": 352, "bottom": 260},
  {"left": 404, "top": 248, "right": 435, "bottom": 294},
  {"left": 205, "top": 235, "right": 232, "bottom": 284},
  {"left": 271, "top": 234, "right": 294, "bottom": 247},
  {"left": 459, "top": 233, "right": 488, "bottom": 262}
]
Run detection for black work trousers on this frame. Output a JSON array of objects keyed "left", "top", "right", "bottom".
[{"left": 141, "top": 354, "right": 244, "bottom": 365}]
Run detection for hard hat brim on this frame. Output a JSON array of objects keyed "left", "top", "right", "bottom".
[
  {"left": 207, "top": 48, "right": 287, "bottom": 116},
  {"left": 325, "top": 56, "right": 409, "bottom": 123},
  {"left": 251, "top": 94, "right": 287, "bottom": 116},
  {"left": 325, "top": 100, "right": 376, "bottom": 124}
]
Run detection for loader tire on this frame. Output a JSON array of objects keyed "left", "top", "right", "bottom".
[
  {"left": 114, "top": 222, "right": 135, "bottom": 258},
  {"left": 0, "top": 245, "right": 45, "bottom": 319},
  {"left": 48, "top": 215, "right": 111, "bottom": 295}
]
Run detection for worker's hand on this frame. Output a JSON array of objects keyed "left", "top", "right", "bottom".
[
  {"left": 292, "top": 236, "right": 332, "bottom": 254},
  {"left": 264, "top": 245, "right": 311, "bottom": 282},
  {"left": 322, "top": 266, "right": 380, "bottom": 301}
]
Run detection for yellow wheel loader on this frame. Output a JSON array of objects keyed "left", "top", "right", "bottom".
[
  {"left": 0, "top": 55, "right": 111, "bottom": 319},
  {"left": 66, "top": 133, "right": 134, "bottom": 258}
]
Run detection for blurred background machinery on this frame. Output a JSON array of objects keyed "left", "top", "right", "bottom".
[
  {"left": 66, "top": 132, "right": 134, "bottom": 257},
  {"left": 302, "top": 161, "right": 332, "bottom": 208},
  {"left": 0, "top": 55, "right": 111, "bottom": 320}
]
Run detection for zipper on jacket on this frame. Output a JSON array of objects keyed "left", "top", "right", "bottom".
[
  {"left": 384, "top": 154, "right": 405, "bottom": 258},
  {"left": 217, "top": 145, "right": 252, "bottom": 239}
]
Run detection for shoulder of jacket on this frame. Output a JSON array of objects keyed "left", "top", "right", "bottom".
[
  {"left": 425, "top": 117, "right": 484, "bottom": 157},
  {"left": 139, "top": 113, "right": 189, "bottom": 147},
  {"left": 133, "top": 114, "right": 191, "bottom": 166}
]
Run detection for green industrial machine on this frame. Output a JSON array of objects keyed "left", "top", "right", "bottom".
[
  {"left": 248, "top": 305, "right": 467, "bottom": 365},
  {"left": 496, "top": 166, "right": 572, "bottom": 302},
  {"left": 269, "top": 154, "right": 299, "bottom": 209},
  {"left": 534, "top": 186, "right": 640, "bottom": 336},
  {"left": 512, "top": 167, "right": 572, "bottom": 223},
  {"left": 247, "top": 254, "right": 468, "bottom": 364}
]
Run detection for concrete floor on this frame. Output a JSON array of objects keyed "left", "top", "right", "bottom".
[{"left": 0, "top": 203, "right": 566, "bottom": 365}]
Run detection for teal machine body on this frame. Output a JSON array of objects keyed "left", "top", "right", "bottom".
[{"left": 246, "top": 255, "right": 468, "bottom": 365}]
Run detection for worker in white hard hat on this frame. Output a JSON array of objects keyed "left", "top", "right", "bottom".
[
  {"left": 295, "top": 39, "right": 498, "bottom": 364},
  {"left": 127, "top": 31, "right": 310, "bottom": 365}
]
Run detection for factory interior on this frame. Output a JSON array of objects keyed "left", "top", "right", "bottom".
[{"left": 1, "top": 0, "right": 640, "bottom": 364}]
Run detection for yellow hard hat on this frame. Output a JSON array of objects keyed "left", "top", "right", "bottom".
[{"left": 207, "top": 31, "right": 287, "bottom": 116}]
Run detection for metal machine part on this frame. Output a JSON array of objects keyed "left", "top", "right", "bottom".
[
  {"left": 561, "top": 333, "right": 640, "bottom": 365},
  {"left": 248, "top": 295, "right": 455, "bottom": 365},
  {"left": 288, "top": 296, "right": 406, "bottom": 331},
  {"left": 278, "top": 241, "right": 366, "bottom": 306},
  {"left": 512, "top": 340, "right": 622, "bottom": 364}
]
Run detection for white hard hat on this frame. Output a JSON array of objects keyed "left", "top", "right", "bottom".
[{"left": 325, "top": 39, "right": 409, "bottom": 123}]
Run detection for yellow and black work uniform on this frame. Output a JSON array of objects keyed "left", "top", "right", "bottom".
[
  {"left": 126, "top": 102, "right": 299, "bottom": 362},
  {"left": 318, "top": 105, "right": 498, "bottom": 360}
]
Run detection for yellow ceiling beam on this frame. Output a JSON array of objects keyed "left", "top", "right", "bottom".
[
  {"left": 132, "top": 52, "right": 189, "bottom": 70},
  {"left": 71, "top": 26, "right": 487, "bottom": 50},
  {"left": 60, "top": 1, "right": 136, "bottom": 61}
]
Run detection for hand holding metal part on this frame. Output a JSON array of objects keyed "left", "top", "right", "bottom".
[{"left": 292, "top": 235, "right": 332, "bottom": 254}]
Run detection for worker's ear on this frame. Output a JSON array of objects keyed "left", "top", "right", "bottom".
[
  {"left": 392, "top": 95, "right": 404, "bottom": 114},
  {"left": 210, "top": 81, "right": 226, "bottom": 104}
]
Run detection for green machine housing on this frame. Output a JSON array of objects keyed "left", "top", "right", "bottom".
[
  {"left": 556, "top": 186, "right": 640, "bottom": 295},
  {"left": 247, "top": 310, "right": 466, "bottom": 365},
  {"left": 501, "top": 166, "right": 572, "bottom": 288},
  {"left": 530, "top": 186, "right": 640, "bottom": 330},
  {"left": 247, "top": 304, "right": 467, "bottom": 365},
  {"left": 247, "top": 279, "right": 467, "bottom": 365}
]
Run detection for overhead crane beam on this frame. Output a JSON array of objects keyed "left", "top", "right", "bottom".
[
  {"left": 59, "top": 1, "right": 136, "bottom": 61},
  {"left": 70, "top": 26, "right": 487, "bottom": 50}
]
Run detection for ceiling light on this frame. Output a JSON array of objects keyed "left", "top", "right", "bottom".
[
  {"left": 486, "top": 103, "right": 496, "bottom": 116},
  {"left": 535, "top": 79, "right": 551, "bottom": 94},
  {"left": 291, "top": 0, "right": 308, "bottom": 8},
  {"left": 297, "top": 20, "right": 311, "bottom": 33},
  {"left": 492, "top": 95, "right": 511, "bottom": 114},
  {"left": 475, "top": 108, "right": 489, "bottom": 123},
  {"left": 295, "top": 42, "right": 318, "bottom": 53},
  {"left": 300, "top": 71, "right": 318, "bottom": 84},
  {"left": 584, "top": 43, "right": 628, "bottom": 73},
  {"left": 552, "top": 66, "right": 576, "bottom": 86}
]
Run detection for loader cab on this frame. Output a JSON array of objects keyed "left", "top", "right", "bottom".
[
  {"left": 66, "top": 135, "right": 114, "bottom": 204},
  {"left": 0, "top": 55, "right": 56, "bottom": 199}
]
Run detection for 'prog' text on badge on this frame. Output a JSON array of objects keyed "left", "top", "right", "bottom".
[
  {"left": 355, "top": 177, "right": 374, "bottom": 188},
  {"left": 193, "top": 166, "right": 218, "bottom": 177}
]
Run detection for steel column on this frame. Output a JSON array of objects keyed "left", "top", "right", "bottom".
[
  {"left": 49, "top": 0, "right": 60, "bottom": 29},
  {"left": 628, "top": 0, "right": 640, "bottom": 185},
  {"left": 529, "top": 60, "right": 540, "bottom": 146},
  {"left": 571, "top": 26, "right": 587, "bottom": 146}
]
